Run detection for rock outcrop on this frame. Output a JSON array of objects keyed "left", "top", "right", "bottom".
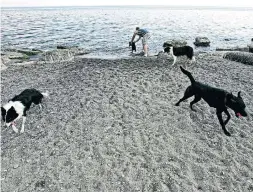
[
  {"left": 41, "top": 47, "right": 89, "bottom": 63},
  {"left": 1, "top": 46, "right": 89, "bottom": 66},
  {"left": 194, "top": 37, "right": 210, "bottom": 47},
  {"left": 249, "top": 45, "right": 253, "bottom": 53},
  {"left": 248, "top": 41, "right": 253, "bottom": 53},
  {"left": 223, "top": 51, "right": 253, "bottom": 65},
  {"left": 57, "top": 45, "right": 72, "bottom": 49},
  {"left": 3, "top": 51, "right": 29, "bottom": 60},
  {"left": 1, "top": 51, "right": 30, "bottom": 66},
  {"left": 216, "top": 47, "right": 249, "bottom": 52},
  {"left": 163, "top": 40, "right": 187, "bottom": 48},
  {"left": 17, "top": 49, "right": 42, "bottom": 56}
]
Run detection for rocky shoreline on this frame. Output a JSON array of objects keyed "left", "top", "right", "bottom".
[
  {"left": 2, "top": 39, "right": 253, "bottom": 71},
  {"left": 1, "top": 46, "right": 90, "bottom": 70}
]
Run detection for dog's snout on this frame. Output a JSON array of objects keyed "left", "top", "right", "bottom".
[
  {"left": 238, "top": 110, "right": 248, "bottom": 117},
  {"left": 242, "top": 111, "right": 248, "bottom": 117}
]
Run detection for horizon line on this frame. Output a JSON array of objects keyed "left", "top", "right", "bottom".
[{"left": 1, "top": 5, "right": 253, "bottom": 9}]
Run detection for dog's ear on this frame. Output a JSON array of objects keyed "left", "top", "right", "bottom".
[
  {"left": 237, "top": 91, "right": 241, "bottom": 98},
  {"left": 227, "top": 93, "right": 234, "bottom": 100},
  {"left": 227, "top": 92, "right": 238, "bottom": 104},
  {"left": 7, "top": 106, "right": 19, "bottom": 119}
]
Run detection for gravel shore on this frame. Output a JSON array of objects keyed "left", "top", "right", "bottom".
[{"left": 1, "top": 53, "right": 253, "bottom": 192}]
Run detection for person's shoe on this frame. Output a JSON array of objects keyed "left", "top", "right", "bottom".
[{"left": 144, "top": 54, "right": 148, "bottom": 57}]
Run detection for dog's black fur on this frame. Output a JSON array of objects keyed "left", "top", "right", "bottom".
[
  {"left": 164, "top": 45, "right": 194, "bottom": 60},
  {"left": 129, "top": 41, "right": 136, "bottom": 53},
  {"left": 175, "top": 66, "right": 248, "bottom": 136},
  {"left": 13, "top": 88, "right": 43, "bottom": 108}
]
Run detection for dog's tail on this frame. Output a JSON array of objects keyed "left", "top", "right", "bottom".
[
  {"left": 42, "top": 91, "right": 49, "bottom": 98},
  {"left": 180, "top": 66, "right": 195, "bottom": 84}
]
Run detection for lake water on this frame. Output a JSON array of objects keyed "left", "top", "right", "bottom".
[{"left": 1, "top": 6, "right": 253, "bottom": 57}]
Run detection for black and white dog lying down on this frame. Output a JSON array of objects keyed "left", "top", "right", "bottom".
[
  {"left": 163, "top": 43, "right": 195, "bottom": 65},
  {"left": 1, "top": 89, "right": 49, "bottom": 133},
  {"left": 175, "top": 66, "right": 248, "bottom": 136}
]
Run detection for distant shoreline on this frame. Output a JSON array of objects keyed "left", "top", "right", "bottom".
[{"left": 1, "top": 5, "right": 253, "bottom": 11}]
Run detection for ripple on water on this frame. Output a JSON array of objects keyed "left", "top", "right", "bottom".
[{"left": 1, "top": 7, "right": 253, "bottom": 57}]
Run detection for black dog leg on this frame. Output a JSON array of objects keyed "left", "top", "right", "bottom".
[
  {"left": 175, "top": 86, "right": 194, "bottom": 106},
  {"left": 223, "top": 108, "right": 231, "bottom": 125},
  {"left": 190, "top": 95, "right": 201, "bottom": 112},
  {"left": 216, "top": 109, "right": 231, "bottom": 136}
]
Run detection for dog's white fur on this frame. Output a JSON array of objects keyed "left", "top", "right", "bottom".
[
  {"left": 163, "top": 48, "right": 177, "bottom": 65},
  {"left": 42, "top": 91, "right": 49, "bottom": 98},
  {"left": 169, "top": 48, "right": 177, "bottom": 65},
  {"left": 164, "top": 46, "right": 196, "bottom": 66}
]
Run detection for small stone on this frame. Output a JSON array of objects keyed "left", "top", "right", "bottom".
[{"left": 13, "top": 164, "right": 19, "bottom": 169}]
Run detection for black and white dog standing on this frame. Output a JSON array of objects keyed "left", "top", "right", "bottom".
[
  {"left": 163, "top": 43, "right": 195, "bottom": 65},
  {"left": 1, "top": 89, "right": 49, "bottom": 133}
]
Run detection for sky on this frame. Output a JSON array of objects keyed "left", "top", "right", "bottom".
[{"left": 1, "top": 0, "right": 253, "bottom": 8}]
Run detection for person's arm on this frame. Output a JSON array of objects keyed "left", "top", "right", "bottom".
[
  {"left": 131, "top": 31, "right": 137, "bottom": 43},
  {"left": 134, "top": 36, "right": 141, "bottom": 43}
]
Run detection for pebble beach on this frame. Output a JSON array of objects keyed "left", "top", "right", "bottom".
[{"left": 1, "top": 53, "right": 253, "bottom": 191}]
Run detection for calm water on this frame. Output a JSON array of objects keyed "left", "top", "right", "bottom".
[{"left": 1, "top": 6, "right": 253, "bottom": 57}]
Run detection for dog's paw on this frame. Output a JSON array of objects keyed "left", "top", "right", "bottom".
[
  {"left": 11, "top": 124, "right": 19, "bottom": 133},
  {"left": 175, "top": 103, "right": 180, "bottom": 106},
  {"left": 20, "top": 127, "right": 24, "bottom": 133},
  {"left": 13, "top": 128, "right": 19, "bottom": 133},
  {"left": 224, "top": 131, "right": 231, "bottom": 137}
]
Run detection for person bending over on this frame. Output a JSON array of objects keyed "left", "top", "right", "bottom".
[{"left": 131, "top": 27, "right": 150, "bottom": 57}]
